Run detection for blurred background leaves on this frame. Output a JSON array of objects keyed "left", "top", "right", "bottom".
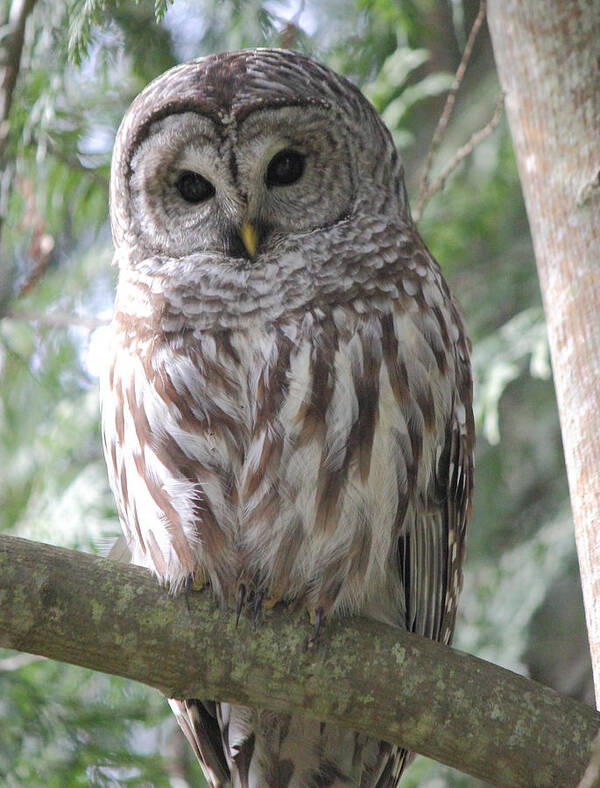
[{"left": 0, "top": 0, "right": 592, "bottom": 785}]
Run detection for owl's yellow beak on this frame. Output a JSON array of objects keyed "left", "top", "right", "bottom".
[{"left": 240, "top": 220, "right": 259, "bottom": 258}]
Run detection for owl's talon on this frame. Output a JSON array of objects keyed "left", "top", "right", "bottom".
[
  {"left": 183, "top": 569, "right": 208, "bottom": 594},
  {"left": 252, "top": 588, "right": 265, "bottom": 627},
  {"left": 183, "top": 574, "right": 194, "bottom": 612},
  {"left": 236, "top": 583, "right": 246, "bottom": 627},
  {"left": 183, "top": 569, "right": 208, "bottom": 612},
  {"left": 308, "top": 606, "right": 324, "bottom": 645}
]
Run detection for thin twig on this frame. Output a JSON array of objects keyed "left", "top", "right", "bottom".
[
  {"left": 14, "top": 176, "right": 55, "bottom": 296},
  {"left": 417, "top": 91, "right": 505, "bottom": 216},
  {"left": 414, "top": 0, "right": 487, "bottom": 221},
  {"left": 3, "top": 309, "right": 110, "bottom": 329},
  {"left": 423, "top": 92, "right": 505, "bottom": 200}
]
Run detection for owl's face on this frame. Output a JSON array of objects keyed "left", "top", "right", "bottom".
[
  {"left": 128, "top": 105, "right": 355, "bottom": 259},
  {"left": 111, "top": 49, "right": 408, "bottom": 268}
]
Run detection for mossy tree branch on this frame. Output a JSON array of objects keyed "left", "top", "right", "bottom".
[{"left": 0, "top": 534, "right": 598, "bottom": 785}]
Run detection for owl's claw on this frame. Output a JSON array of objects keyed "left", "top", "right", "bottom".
[
  {"left": 183, "top": 569, "right": 209, "bottom": 612},
  {"left": 183, "top": 574, "right": 193, "bottom": 612},
  {"left": 308, "top": 606, "right": 324, "bottom": 645},
  {"left": 252, "top": 588, "right": 265, "bottom": 627},
  {"left": 235, "top": 584, "right": 275, "bottom": 626},
  {"left": 236, "top": 583, "right": 246, "bottom": 627},
  {"left": 183, "top": 568, "right": 208, "bottom": 593}
]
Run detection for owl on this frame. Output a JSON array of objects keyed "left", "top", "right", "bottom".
[{"left": 101, "top": 48, "right": 474, "bottom": 787}]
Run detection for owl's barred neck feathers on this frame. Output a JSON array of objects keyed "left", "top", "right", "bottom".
[
  {"left": 114, "top": 216, "right": 431, "bottom": 333},
  {"left": 103, "top": 48, "right": 474, "bottom": 787}
]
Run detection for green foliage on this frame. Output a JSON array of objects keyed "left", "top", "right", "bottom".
[
  {"left": 68, "top": 0, "right": 175, "bottom": 63},
  {"left": 473, "top": 306, "right": 550, "bottom": 446},
  {"left": 0, "top": 0, "right": 590, "bottom": 785},
  {"left": 0, "top": 655, "right": 194, "bottom": 786},
  {"left": 364, "top": 48, "right": 453, "bottom": 148}
]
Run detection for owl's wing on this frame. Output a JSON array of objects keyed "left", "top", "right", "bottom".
[
  {"left": 398, "top": 405, "right": 473, "bottom": 644},
  {"left": 374, "top": 236, "right": 474, "bottom": 646}
]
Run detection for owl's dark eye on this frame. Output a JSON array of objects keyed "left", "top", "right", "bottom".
[
  {"left": 175, "top": 170, "right": 215, "bottom": 203},
  {"left": 265, "top": 150, "right": 305, "bottom": 187}
]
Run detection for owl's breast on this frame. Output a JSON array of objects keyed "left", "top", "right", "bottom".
[{"left": 103, "top": 288, "right": 469, "bottom": 620}]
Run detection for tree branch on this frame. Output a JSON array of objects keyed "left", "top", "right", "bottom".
[
  {"left": 2, "top": 309, "right": 109, "bottom": 330},
  {"left": 0, "top": 534, "right": 597, "bottom": 785},
  {"left": 579, "top": 730, "right": 600, "bottom": 788}
]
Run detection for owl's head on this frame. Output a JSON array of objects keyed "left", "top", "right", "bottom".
[{"left": 110, "top": 49, "right": 409, "bottom": 268}]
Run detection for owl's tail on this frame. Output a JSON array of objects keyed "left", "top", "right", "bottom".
[
  {"left": 169, "top": 698, "right": 231, "bottom": 786},
  {"left": 172, "top": 698, "right": 411, "bottom": 787}
]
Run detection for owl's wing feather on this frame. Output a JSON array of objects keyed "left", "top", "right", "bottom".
[
  {"left": 168, "top": 698, "right": 230, "bottom": 785},
  {"left": 441, "top": 399, "right": 473, "bottom": 641},
  {"left": 399, "top": 409, "right": 472, "bottom": 644},
  {"left": 385, "top": 238, "right": 473, "bottom": 646}
]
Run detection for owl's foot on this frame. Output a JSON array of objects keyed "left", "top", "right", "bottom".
[
  {"left": 183, "top": 569, "right": 209, "bottom": 611},
  {"left": 192, "top": 569, "right": 209, "bottom": 591},
  {"left": 262, "top": 592, "right": 282, "bottom": 610},
  {"left": 234, "top": 583, "right": 283, "bottom": 626},
  {"left": 183, "top": 567, "right": 209, "bottom": 594},
  {"left": 308, "top": 606, "right": 324, "bottom": 645}
]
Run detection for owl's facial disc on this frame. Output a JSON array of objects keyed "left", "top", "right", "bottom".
[{"left": 127, "top": 105, "right": 356, "bottom": 261}]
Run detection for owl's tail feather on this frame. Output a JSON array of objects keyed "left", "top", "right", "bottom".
[
  {"left": 170, "top": 697, "right": 412, "bottom": 787},
  {"left": 169, "top": 698, "right": 231, "bottom": 786}
]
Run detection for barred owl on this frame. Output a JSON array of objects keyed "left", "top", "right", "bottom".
[{"left": 101, "top": 48, "right": 474, "bottom": 787}]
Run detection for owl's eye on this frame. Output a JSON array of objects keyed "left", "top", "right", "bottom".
[
  {"left": 265, "top": 150, "right": 305, "bottom": 187},
  {"left": 175, "top": 170, "right": 215, "bottom": 203}
]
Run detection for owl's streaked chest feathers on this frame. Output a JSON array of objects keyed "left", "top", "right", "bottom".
[{"left": 102, "top": 243, "right": 466, "bottom": 629}]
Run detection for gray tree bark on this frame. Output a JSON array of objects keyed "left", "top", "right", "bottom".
[
  {"left": 0, "top": 534, "right": 598, "bottom": 786},
  {"left": 487, "top": 0, "right": 600, "bottom": 705}
]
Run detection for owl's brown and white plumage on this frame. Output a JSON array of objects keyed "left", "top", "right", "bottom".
[{"left": 101, "top": 49, "right": 474, "bottom": 787}]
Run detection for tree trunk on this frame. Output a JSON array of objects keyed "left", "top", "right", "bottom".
[{"left": 487, "top": 0, "right": 600, "bottom": 705}]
